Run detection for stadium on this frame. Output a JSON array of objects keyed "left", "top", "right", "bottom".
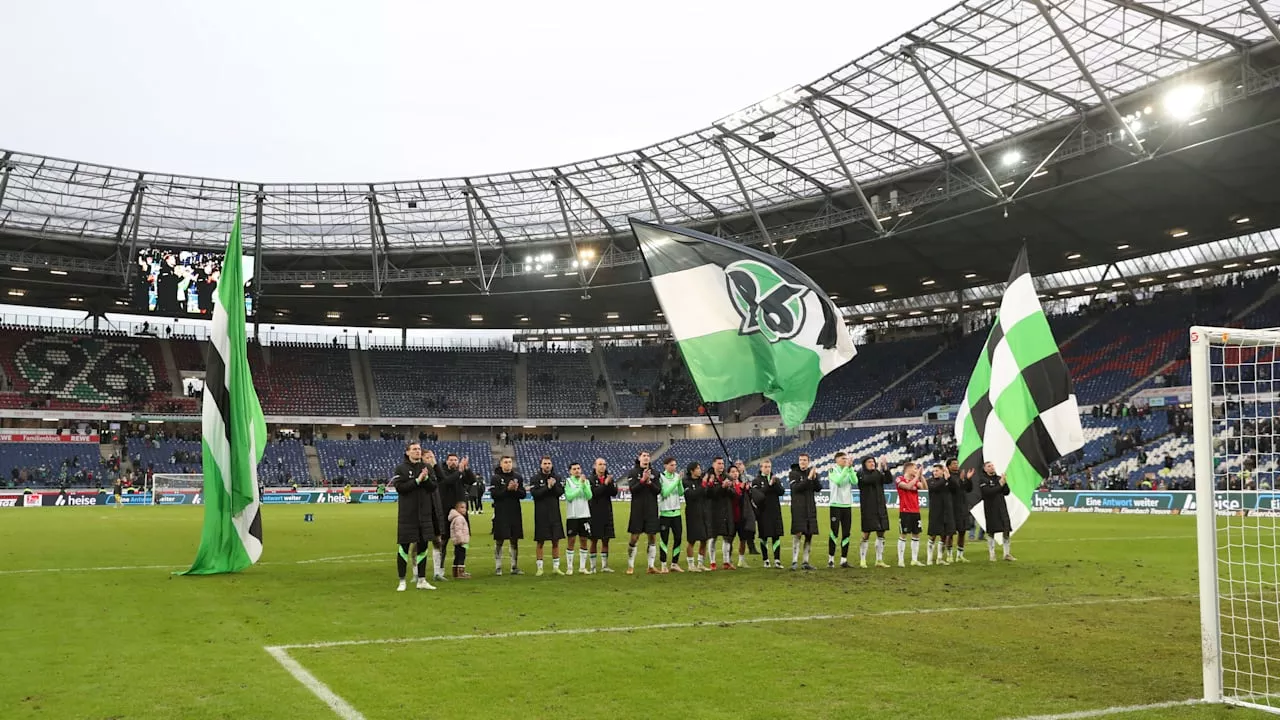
[{"left": 3, "top": 1, "right": 1280, "bottom": 718}]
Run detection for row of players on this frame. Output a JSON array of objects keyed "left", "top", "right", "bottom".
[{"left": 390, "top": 443, "right": 1017, "bottom": 591}]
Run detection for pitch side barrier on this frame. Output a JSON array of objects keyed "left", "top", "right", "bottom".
[{"left": 6, "top": 488, "right": 1278, "bottom": 515}]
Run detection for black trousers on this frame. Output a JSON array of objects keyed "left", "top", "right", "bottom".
[
  {"left": 659, "top": 515, "right": 683, "bottom": 563},
  {"left": 829, "top": 507, "right": 853, "bottom": 557}
]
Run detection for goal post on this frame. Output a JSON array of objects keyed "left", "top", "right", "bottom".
[
  {"left": 1191, "top": 325, "right": 1280, "bottom": 713},
  {"left": 150, "top": 473, "right": 205, "bottom": 504}
]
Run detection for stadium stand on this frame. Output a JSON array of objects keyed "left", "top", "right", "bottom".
[
  {"left": 368, "top": 349, "right": 515, "bottom": 418},
  {"left": 754, "top": 334, "right": 942, "bottom": 421},
  {"left": 2, "top": 440, "right": 106, "bottom": 488},
  {"left": 603, "top": 345, "right": 664, "bottom": 418},
  {"left": 665, "top": 436, "right": 797, "bottom": 467},
  {"left": 127, "top": 436, "right": 310, "bottom": 485},
  {"left": 512, "top": 440, "right": 661, "bottom": 478},
  {"left": 314, "top": 438, "right": 492, "bottom": 484},
  {"left": 527, "top": 350, "right": 605, "bottom": 418},
  {"left": 0, "top": 328, "right": 192, "bottom": 413},
  {"left": 250, "top": 344, "right": 358, "bottom": 415},
  {"left": 169, "top": 339, "right": 207, "bottom": 372}
]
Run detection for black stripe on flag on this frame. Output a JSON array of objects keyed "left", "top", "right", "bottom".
[
  {"left": 1014, "top": 416, "right": 1061, "bottom": 479},
  {"left": 204, "top": 341, "right": 232, "bottom": 435},
  {"left": 1021, "top": 353, "right": 1074, "bottom": 416},
  {"left": 985, "top": 321, "right": 1004, "bottom": 367}
]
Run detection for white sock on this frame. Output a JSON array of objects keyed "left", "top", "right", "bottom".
[
  {"left": 988, "top": 536, "right": 997, "bottom": 559},
  {"left": 566, "top": 549, "right": 574, "bottom": 567},
  {"left": 601, "top": 551, "right": 609, "bottom": 568},
  {"left": 911, "top": 538, "right": 919, "bottom": 563},
  {"left": 647, "top": 543, "right": 657, "bottom": 569},
  {"left": 792, "top": 537, "right": 801, "bottom": 564},
  {"left": 555, "top": 556, "right": 562, "bottom": 570},
  {"left": 721, "top": 540, "right": 730, "bottom": 565},
  {"left": 897, "top": 537, "right": 906, "bottom": 565},
  {"left": 688, "top": 554, "right": 696, "bottom": 570},
  {"left": 589, "top": 552, "right": 597, "bottom": 571},
  {"left": 627, "top": 544, "right": 638, "bottom": 569},
  {"left": 829, "top": 554, "right": 836, "bottom": 564},
  {"left": 495, "top": 546, "right": 503, "bottom": 572},
  {"left": 926, "top": 540, "right": 934, "bottom": 564},
  {"left": 1004, "top": 536, "right": 1013, "bottom": 557},
  {"left": 875, "top": 537, "right": 885, "bottom": 562},
  {"left": 859, "top": 540, "right": 868, "bottom": 563},
  {"left": 802, "top": 538, "right": 811, "bottom": 564},
  {"left": 536, "top": 559, "right": 544, "bottom": 572}
]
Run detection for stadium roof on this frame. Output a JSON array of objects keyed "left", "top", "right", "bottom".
[
  {"left": 3, "top": 1, "right": 1280, "bottom": 328},
  {"left": 1, "top": 0, "right": 1275, "bottom": 252}
]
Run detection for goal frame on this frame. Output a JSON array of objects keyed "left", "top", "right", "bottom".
[
  {"left": 150, "top": 473, "right": 205, "bottom": 505},
  {"left": 1191, "top": 324, "right": 1280, "bottom": 711}
]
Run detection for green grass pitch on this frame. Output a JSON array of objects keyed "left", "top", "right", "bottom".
[{"left": 0, "top": 503, "right": 1274, "bottom": 720}]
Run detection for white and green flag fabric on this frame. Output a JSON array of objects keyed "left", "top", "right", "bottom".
[
  {"left": 954, "top": 248, "right": 1084, "bottom": 535},
  {"left": 180, "top": 200, "right": 266, "bottom": 575},
  {"left": 630, "top": 220, "right": 856, "bottom": 428}
]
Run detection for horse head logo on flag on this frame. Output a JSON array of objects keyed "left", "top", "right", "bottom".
[{"left": 724, "top": 259, "right": 810, "bottom": 343}]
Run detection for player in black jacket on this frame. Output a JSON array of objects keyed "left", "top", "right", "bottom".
[
  {"left": 681, "top": 463, "right": 709, "bottom": 571},
  {"left": 705, "top": 458, "right": 736, "bottom": 570},
  {"left": 857, "top": 456, "right": 893, "bottom": 568},
  {"left": 626, "top": 452, "right": 661, "bottom": 575},
  {"left": 392, "top": 443, "right": 442, "bottom": 591},
  {"left": 489, "top": 456, "right": 527, "bottom": 575},
  {"left": 788, "top": 455, "right": 821, "bottom": 570},
  {"left": 947, "top": 458, "right": 972, "bottom": 563},
  {"left": 751, "top": 459, "right": 785, "bottom": 568},
  {"left": 433, "top": 453, "right": 475, "bottom": 583},
  {"left": 973, "top": 463, "right": 1015, "bottom": 562},
  {"left": 925, "top": 464, "right": 956, "bottom": 566},
  {"left": 530, "top": 456, "right": 566, "bottom": 576},
  {"left": 588, "top": 457, "right": 618, "bottom": 573}
]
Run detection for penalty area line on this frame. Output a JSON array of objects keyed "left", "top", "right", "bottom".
[{"left": 267, "top": 594, "right": 1195, "bottom": 720}]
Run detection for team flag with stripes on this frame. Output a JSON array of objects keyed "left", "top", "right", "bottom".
[
  {"left": 180, "top": 199, "right": 266, "bottom": 575},
  {"left": 954, "top": 248, "right": 1084, "bottom": 535},
  {"left": 630, "top": 220, "right": 856, "bottom": 428}
]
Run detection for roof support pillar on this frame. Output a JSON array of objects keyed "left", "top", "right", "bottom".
[
  {"left": 902, "top": 48, "right": 1007, "bottom": 201},
  {"left": 635, "top": 163, "right": 663, "bottom": 223},
  {"left": 365, "top": 189, "right": 387, "bottom": 296},
  {"left": 463, "top": 189, "right": 493, "bottom": 294},
  {"left": 121, "top": 179, "right": 146, "bottom": 289},
  {"left": 1246, "top": 0, "right": 1280, "bottom": 46},
  {"left": 0, "top": 152, "right": 13, "bottom": 210},
  {"left": 803, "top": 102, "right": 885, "bottom": 235},
  {"left": 1026, "top": 0, "right": 1148, "bottom": 158},
  {"left": 552, "top": 180, "right": 590, "bottom": 297},
  {"left": 253, "top": 186, "right": 265, "bottom": 336},
  {"left": 712, "top": 137, "right": 775, "bottom": 252}
]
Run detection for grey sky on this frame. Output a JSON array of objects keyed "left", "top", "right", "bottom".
[{"left": 2, "top": 0, "right": 956, "bottom": 183}]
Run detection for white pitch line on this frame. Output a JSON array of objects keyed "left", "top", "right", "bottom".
[
  {"left": 265, "top": 646, "right": 367, "bottom": 720},
  {"left": 293, "top": 553, "right": 383, "bottom": 564},
  {"left": 267, "top": 594, "right": 1197, "bottom": 720},
  {"left": 1001, "top": 698, "right": 1203, "bottom": 719},
  {"left": 271, "top": 593, "right": 1194, "bottom": 651}
]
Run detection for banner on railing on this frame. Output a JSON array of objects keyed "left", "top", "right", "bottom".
[{"left": 0, "top": 432, "right": 100, "bottom": 443}]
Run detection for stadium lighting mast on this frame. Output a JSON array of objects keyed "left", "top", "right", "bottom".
[
  {"left": 1026, "top": 0, "right": 1148, "bottom": 158},
  {"left": 901, "top": 48, "right": 1008, "bottom": 202},
  {"left": 803, "top": 101, "right": 885, "bottom": 236}
]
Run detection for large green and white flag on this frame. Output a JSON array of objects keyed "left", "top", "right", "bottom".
[
  {"left": 180, "top": 199, "right": 266, "bottom": 575},
  {"left": 630, "top": 220, "right": 856, "bottom": 428},
  {"left": 954, "top": 248, "right": 1083, "bottom": 535}
]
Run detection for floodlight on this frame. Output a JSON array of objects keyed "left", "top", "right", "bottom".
[{"left": 1162, "top": 84, "right": 1204, "bottom": 120}]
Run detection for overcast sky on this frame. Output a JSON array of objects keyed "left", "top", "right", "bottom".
[{"left": 2, "top": 0, "right": 956, "bottom": 183}]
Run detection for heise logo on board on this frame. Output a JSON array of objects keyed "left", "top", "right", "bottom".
[{"left": 724, "top": 260, "right": 810, "bottom": 343}]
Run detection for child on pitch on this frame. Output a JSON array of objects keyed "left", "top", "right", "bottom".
[{"left": 448, "top": 501, "right": 471, "bottom": 579}]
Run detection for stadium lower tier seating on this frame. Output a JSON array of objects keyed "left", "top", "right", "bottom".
[
  {"left": 2, "top": 442, "right": 107, "bottom": 488},
  {"left": 128, "top": 437, "right": 310, "bottom": 485},
  {"left": 512, "top": 441, "right": 661, "bottom": 479},
  {"left": 314, "top": 439, "right": 492, "bottom": 484}
]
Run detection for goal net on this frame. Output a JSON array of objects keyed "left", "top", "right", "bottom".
[
  {"left": 1193, "top": 325, "right": 1280, "bottom": 713},
  {"left": 151, "top": 473, "right": 205, "bottom": 503}
]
